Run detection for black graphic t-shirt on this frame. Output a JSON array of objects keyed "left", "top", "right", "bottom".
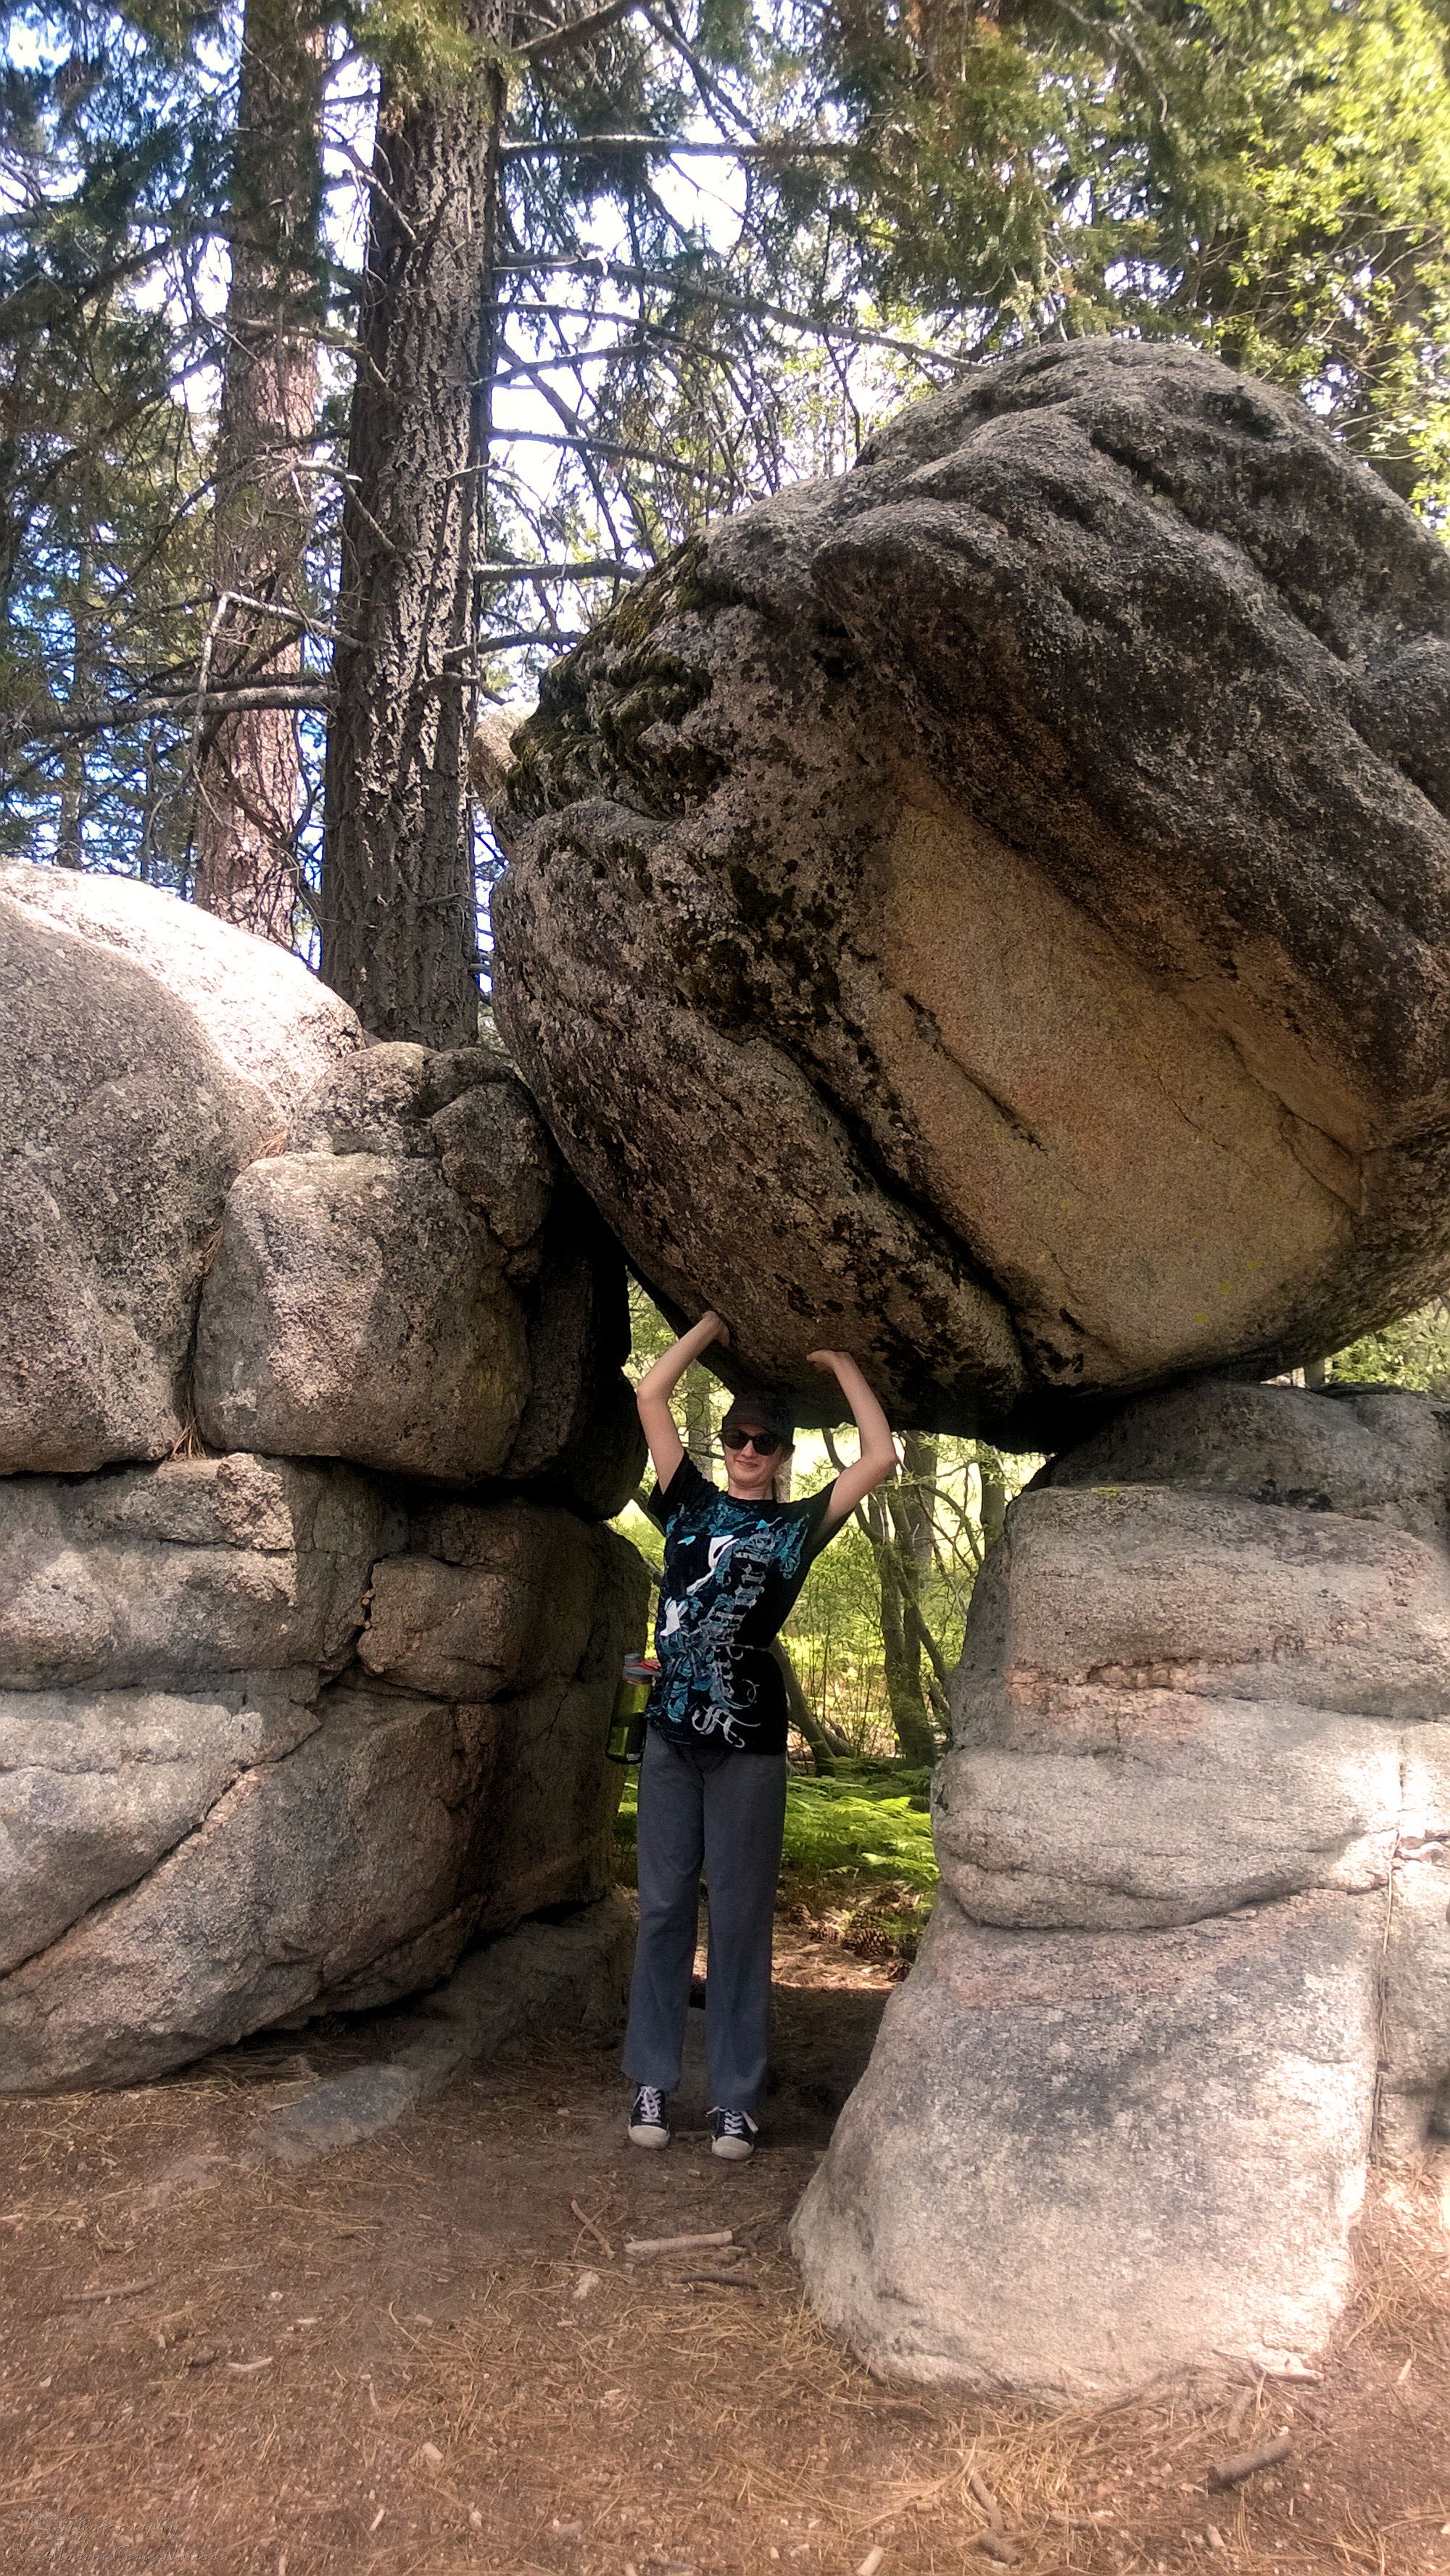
[{"left": 646, "top": 1457, "right": 840, "bottom": 1755}]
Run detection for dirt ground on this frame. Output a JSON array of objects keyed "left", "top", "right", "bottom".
[{"left": 1, "top": 1912, "right": 1448, "bottom": 2576}]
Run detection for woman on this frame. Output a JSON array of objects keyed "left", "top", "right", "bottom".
[{"left": 624, "top": 1310, "right": 898, "bottom": 2160}]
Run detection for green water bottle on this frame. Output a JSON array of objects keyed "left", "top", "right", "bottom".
[{"left": 606, "top": 1654, "right": 658, "bottom": 1764}]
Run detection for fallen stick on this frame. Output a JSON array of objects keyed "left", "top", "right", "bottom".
[
  {"left": 967, "top": 2467, "right": 1004, "bottom": 2530},
  {"left": 570, "top": 2200, "right": 615, "bottom": 2259},
  {"left": 684, "top": 2270, "right": 763, "bottom": 2293},
  {"left": 734, "top": 2203, "right": 787, "bottom": 2240},
  {"left": 855, "top": 2550, "right": 885, "bottom": 2576},
  {"left": 1209, "top": 2432, "right": 1292, "bottom": 2489},
  {"left": 624, "top": 2229, "right": 732, "bottom": 2259}
]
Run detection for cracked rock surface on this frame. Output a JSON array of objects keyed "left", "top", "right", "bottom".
[
  {"left": 0, "top": 1456, "right": 648, "bottom": 2091},
  {"left": 0, "top": 868, "right": 652, "bottom": 2093},
  {"left": 492, "top": 338, "right": 1450, "bottom": 1443},
  {"left": 792, "top": 1383, "right": 1450, "bottom": 2399},
  {"left": 193, "top": 1038, "right": 642, "bottom": 1508},
  {"left": 0, "top": 868, "right": 362, "bottom": 1473},
  {"left": 1, "top": 867, "right": 643, "bottom": 1515}
]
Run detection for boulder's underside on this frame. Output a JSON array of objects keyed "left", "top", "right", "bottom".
[
  {"left": 492, "top": 338, "right": 1450, "bottom": 1445},
  {"left": 792, "top": 1382, "right": 1450, "bottom": 2400}
]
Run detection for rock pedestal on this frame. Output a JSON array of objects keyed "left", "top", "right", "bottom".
[
  {"left": 1, "top": 864, "right": 643, "bottom": 1515},
  {"left": 792, "top": 1383, "right": 1450, "bottom": 2402},
  {"left": 0, "top": 867, "right": 360, "bottom": 1473}
]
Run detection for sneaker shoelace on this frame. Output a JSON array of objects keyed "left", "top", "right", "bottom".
[
  {"left": 715, "top": 2108, "right": 752, "bottom": 2139},
  {"left": 634, "top": 2086, "right": 666, "bottom": 2125}
]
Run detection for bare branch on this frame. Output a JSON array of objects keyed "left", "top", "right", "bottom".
[
  {"left": 16, "top": 682, "right": 334, "bottom": 745},
  {"left": 490, "top": 261, "right": 982, "bottom": 371},
  {"left": 475, "top": 558, "right": 643, "bottom": 579},
  {"left": 421, "top": 637, "right": 587, "bottom": 672},
  {"left": 498, "top": 133, "right": 847, "bottom": 162},
  {"left": 513, "top": 0, "right": 646, "bottom": 63},
  {"left": 486, "top": 425, "right": 714, "bottom": 474}
]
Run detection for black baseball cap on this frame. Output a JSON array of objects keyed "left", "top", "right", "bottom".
[{"left": 721, "top": 1392, "right": 795, "bottom": 1446}]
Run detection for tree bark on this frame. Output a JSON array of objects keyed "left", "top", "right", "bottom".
[
  {"left": 863, "top": 1490, "right": 939, "bottom": 1768},
  {"left": 978, "top": 1445, "right": 1008, "bottom": 1549},
  {"left": 683, "top": 1366, "right": 714, "bottom": 1471},
  {"left": 56, "top": 505, "right": 98, "bottom": 869},
  {"left": 193, "top": 0, "right": 325, "bottom": 945},
  {"left": 320, "top": 7, "right": 505, "bottom": 1043},
  {"left": 772, "top": 1639, "right": 838, "bottom": 1775}
]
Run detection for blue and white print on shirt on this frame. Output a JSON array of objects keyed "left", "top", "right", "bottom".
[{"left": 646, "top": 1456, "right": 838, "bottom": 1755}]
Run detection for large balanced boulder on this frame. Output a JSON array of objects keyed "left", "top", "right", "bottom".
[
  {"left": 0, "top": 1456, "right": 648, "bottom": 2089},
  {"left": 0, "top": 867, "right": 362, "bottom": 1471},
  {"left": 491, "top": 339, "right": 1450, "bottom": 1445},
  {"left": 792, "top": 1383, "right": 1450, "bottom": 2399}
]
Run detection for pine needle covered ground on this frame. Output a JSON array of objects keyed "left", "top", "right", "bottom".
[{"left": 0, "top": 1923, "right": 1446, "bottom": 2576}]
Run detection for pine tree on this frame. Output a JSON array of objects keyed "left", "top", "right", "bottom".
[
  {"left": 319, "top": 0, "right": 508, "bottom": 1043},
  {"left": 3, "top": 0, "right": 1446, "bottom": 983},
  {"left": 192, "top": 0, "right": 328, "bottom": 943}
]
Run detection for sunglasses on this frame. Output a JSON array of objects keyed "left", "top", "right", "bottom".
[{"left": 721, "top": 1428, "right": 786, "bottom": 1456}]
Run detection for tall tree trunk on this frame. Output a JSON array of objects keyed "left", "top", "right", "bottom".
[
  {"left": 193, "top": 0, "right": 325, "bottom": 944},
  {"left": 864, "top": 1490, "right": 939, "bottom": 1768},
  {"left": 978, "top": 1445, "right": 1008, "bottom": 1549},
  {"left": 55, "top": 749, "right": 84, "bottom": 869},
  {"left": 57, "top": 519, "right": 96, "bottom": 868},
  {"left": 771, "top": 1640, "right": 839, "bottom": 1775},
  {"left": 683, "top": 1367, "right": 714, "bottom": 1470},
  {"left": 320, "top": 7, "right": 505, "bottom": 1043}
]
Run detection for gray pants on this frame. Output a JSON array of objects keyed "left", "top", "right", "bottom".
[{"left": 623, "top": 1728, "right": 787, "bottom": 2118}]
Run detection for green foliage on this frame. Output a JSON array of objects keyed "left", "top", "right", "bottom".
[
  {"left": 12, "top": 0, "right": 1449, "bottom": 901},
  {"left": 808, "top": 0, "right": 1450, "bottom": 505},
  {"left": 1330, "top": 1301, "right": 1450, "bottom": 1395},
  {"left": 612, "top": 1759, "right": 939, "bottom": 1892},
  {"left": 345, "top": 0, "right": 486, "bottom": 94},
  {"left": 784, "top": 1506, "right": 893, "bottom": 1749},
  {"left": 0, "top": 3, "right": 341, "bottom": 882},
  {"left": 776, "top": 1769, "right": 937, "bottom": 1889}
]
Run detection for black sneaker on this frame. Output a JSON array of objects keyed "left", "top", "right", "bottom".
[
  {"left": 628, "top": 2084, "right": 670, "bottom": 2149},
  {"left": 707, "top": 2106, "right": 758, "bottom": 2161}
]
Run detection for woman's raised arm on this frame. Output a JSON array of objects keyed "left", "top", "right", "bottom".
[
  {"left": 636, "top": 1310, "right": 729, "bottom": 1490},
  {"left": 808, "top": 1350, "right": 898, "bottom": 1532}
]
